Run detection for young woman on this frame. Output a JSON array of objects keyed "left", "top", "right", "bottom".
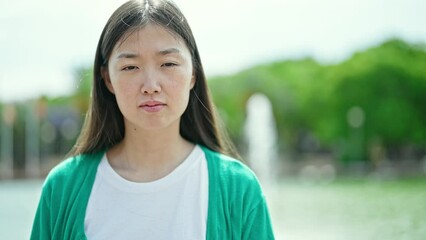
[{"left": 31, "top": 0, "right": 275, "bottom": 239}]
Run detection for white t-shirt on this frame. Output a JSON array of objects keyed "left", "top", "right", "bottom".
[{"left": 84, "top": 145, "right": 208, "bottom": 240}]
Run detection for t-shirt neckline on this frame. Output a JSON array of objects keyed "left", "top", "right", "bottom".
[{"left": 99, "top": 144, "right": 203, "bottom": 193}]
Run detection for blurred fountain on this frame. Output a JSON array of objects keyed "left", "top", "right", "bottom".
[{"left": 244, "top": 93, "right": 278, "bottom": 186}]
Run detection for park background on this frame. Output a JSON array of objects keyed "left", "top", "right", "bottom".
[{"left": 1, "top": 0, "right": 426, "bottom": 239}]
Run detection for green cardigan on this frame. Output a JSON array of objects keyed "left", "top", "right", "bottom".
[{"left": 30, "top": 146, "right": 275, "bottom": 239}]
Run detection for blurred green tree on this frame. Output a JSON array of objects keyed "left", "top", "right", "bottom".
[{"left": 209, "top": 38, "right": 426, "bottom": 165}]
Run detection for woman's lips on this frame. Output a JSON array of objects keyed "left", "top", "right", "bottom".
[{"left": 140, "top": 101, "right": 166, "bottom": 113}]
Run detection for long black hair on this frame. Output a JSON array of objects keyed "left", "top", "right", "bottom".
[{"left": 70, "top": 0, "right": 238, "bottom": 158}]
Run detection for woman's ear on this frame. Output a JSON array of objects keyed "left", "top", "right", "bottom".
[
  {"left": 190, "top": 72, "right": 196, "bottom": 89},
  {"left": 101, "top": 66, "right": 115, "bottom": 94}
]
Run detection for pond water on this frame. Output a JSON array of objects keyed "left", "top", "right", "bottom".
[
  {"left": 0, "top": 180, "right": 42, "bottom": 240},
  {"left": 1, "top": 178, "right": 425, "bottom": 240}
]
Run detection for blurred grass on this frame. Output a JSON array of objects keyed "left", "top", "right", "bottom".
[{"left": 1, "top": 178, "right": 425, "bottom": 239}]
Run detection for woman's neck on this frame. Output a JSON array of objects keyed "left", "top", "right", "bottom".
[{"left": 106, "top": 125, "right": 195, "bottom": 182}]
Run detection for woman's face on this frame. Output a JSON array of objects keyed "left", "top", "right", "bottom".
[{"left": 103, "top": 24, "right": 195, "bottom": 133}]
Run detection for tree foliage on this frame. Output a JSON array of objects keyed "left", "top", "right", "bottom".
[{"left": 208, "top": 38, "right": 426, "bottom": 163}]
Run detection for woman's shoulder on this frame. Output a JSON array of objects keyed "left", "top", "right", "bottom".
[
  {"left": 200, "top": 146, "right": 267, "bottom": 212},
  {"left": 200, "top": 146, "right": 260, "bottom": 187},
  {"left": 43, "top": 151, "right": 104, "bottom": 188}
]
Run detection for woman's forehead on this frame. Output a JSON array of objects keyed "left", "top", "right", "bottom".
[{"left": 114, "top": 24, "right": 187, "bottom": 53}]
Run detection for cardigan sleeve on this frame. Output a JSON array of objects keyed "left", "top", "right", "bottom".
[
  {"left": 30, "top": 184, "right": 52, "bottom": 240},
  {"left": 29, "top": 152, "right": 102, "bottom": 240},
  {"left": 242, "top": 197, "right": 275, "bottom": 240},
  {"left": 203, "top": 146, "right": 276, "bottom": 239},
  {"left": 225, "top": 158, "right": 275, "bottom": 240}
]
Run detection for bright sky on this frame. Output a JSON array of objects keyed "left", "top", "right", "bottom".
[{"left": 1, "top": 0, "right": 425, "bottom": 102}]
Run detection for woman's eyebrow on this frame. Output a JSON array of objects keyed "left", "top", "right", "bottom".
[
  {"left": 157, "top": 48, "right": 181, "bottom": 56},
  {"left": 116, "top": 52, "right": 139, "bottom": 59}
]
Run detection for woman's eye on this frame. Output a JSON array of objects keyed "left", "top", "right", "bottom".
[
  {"left": 122, "top": 66, "right": 138, "bottom": 71},
  {"left": 162, "top": 62, "right": 177, "bottom": 67}
]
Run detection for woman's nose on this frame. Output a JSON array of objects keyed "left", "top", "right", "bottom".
[{"left": 140, "top": 70, "right": 161, "bottom": 94}]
